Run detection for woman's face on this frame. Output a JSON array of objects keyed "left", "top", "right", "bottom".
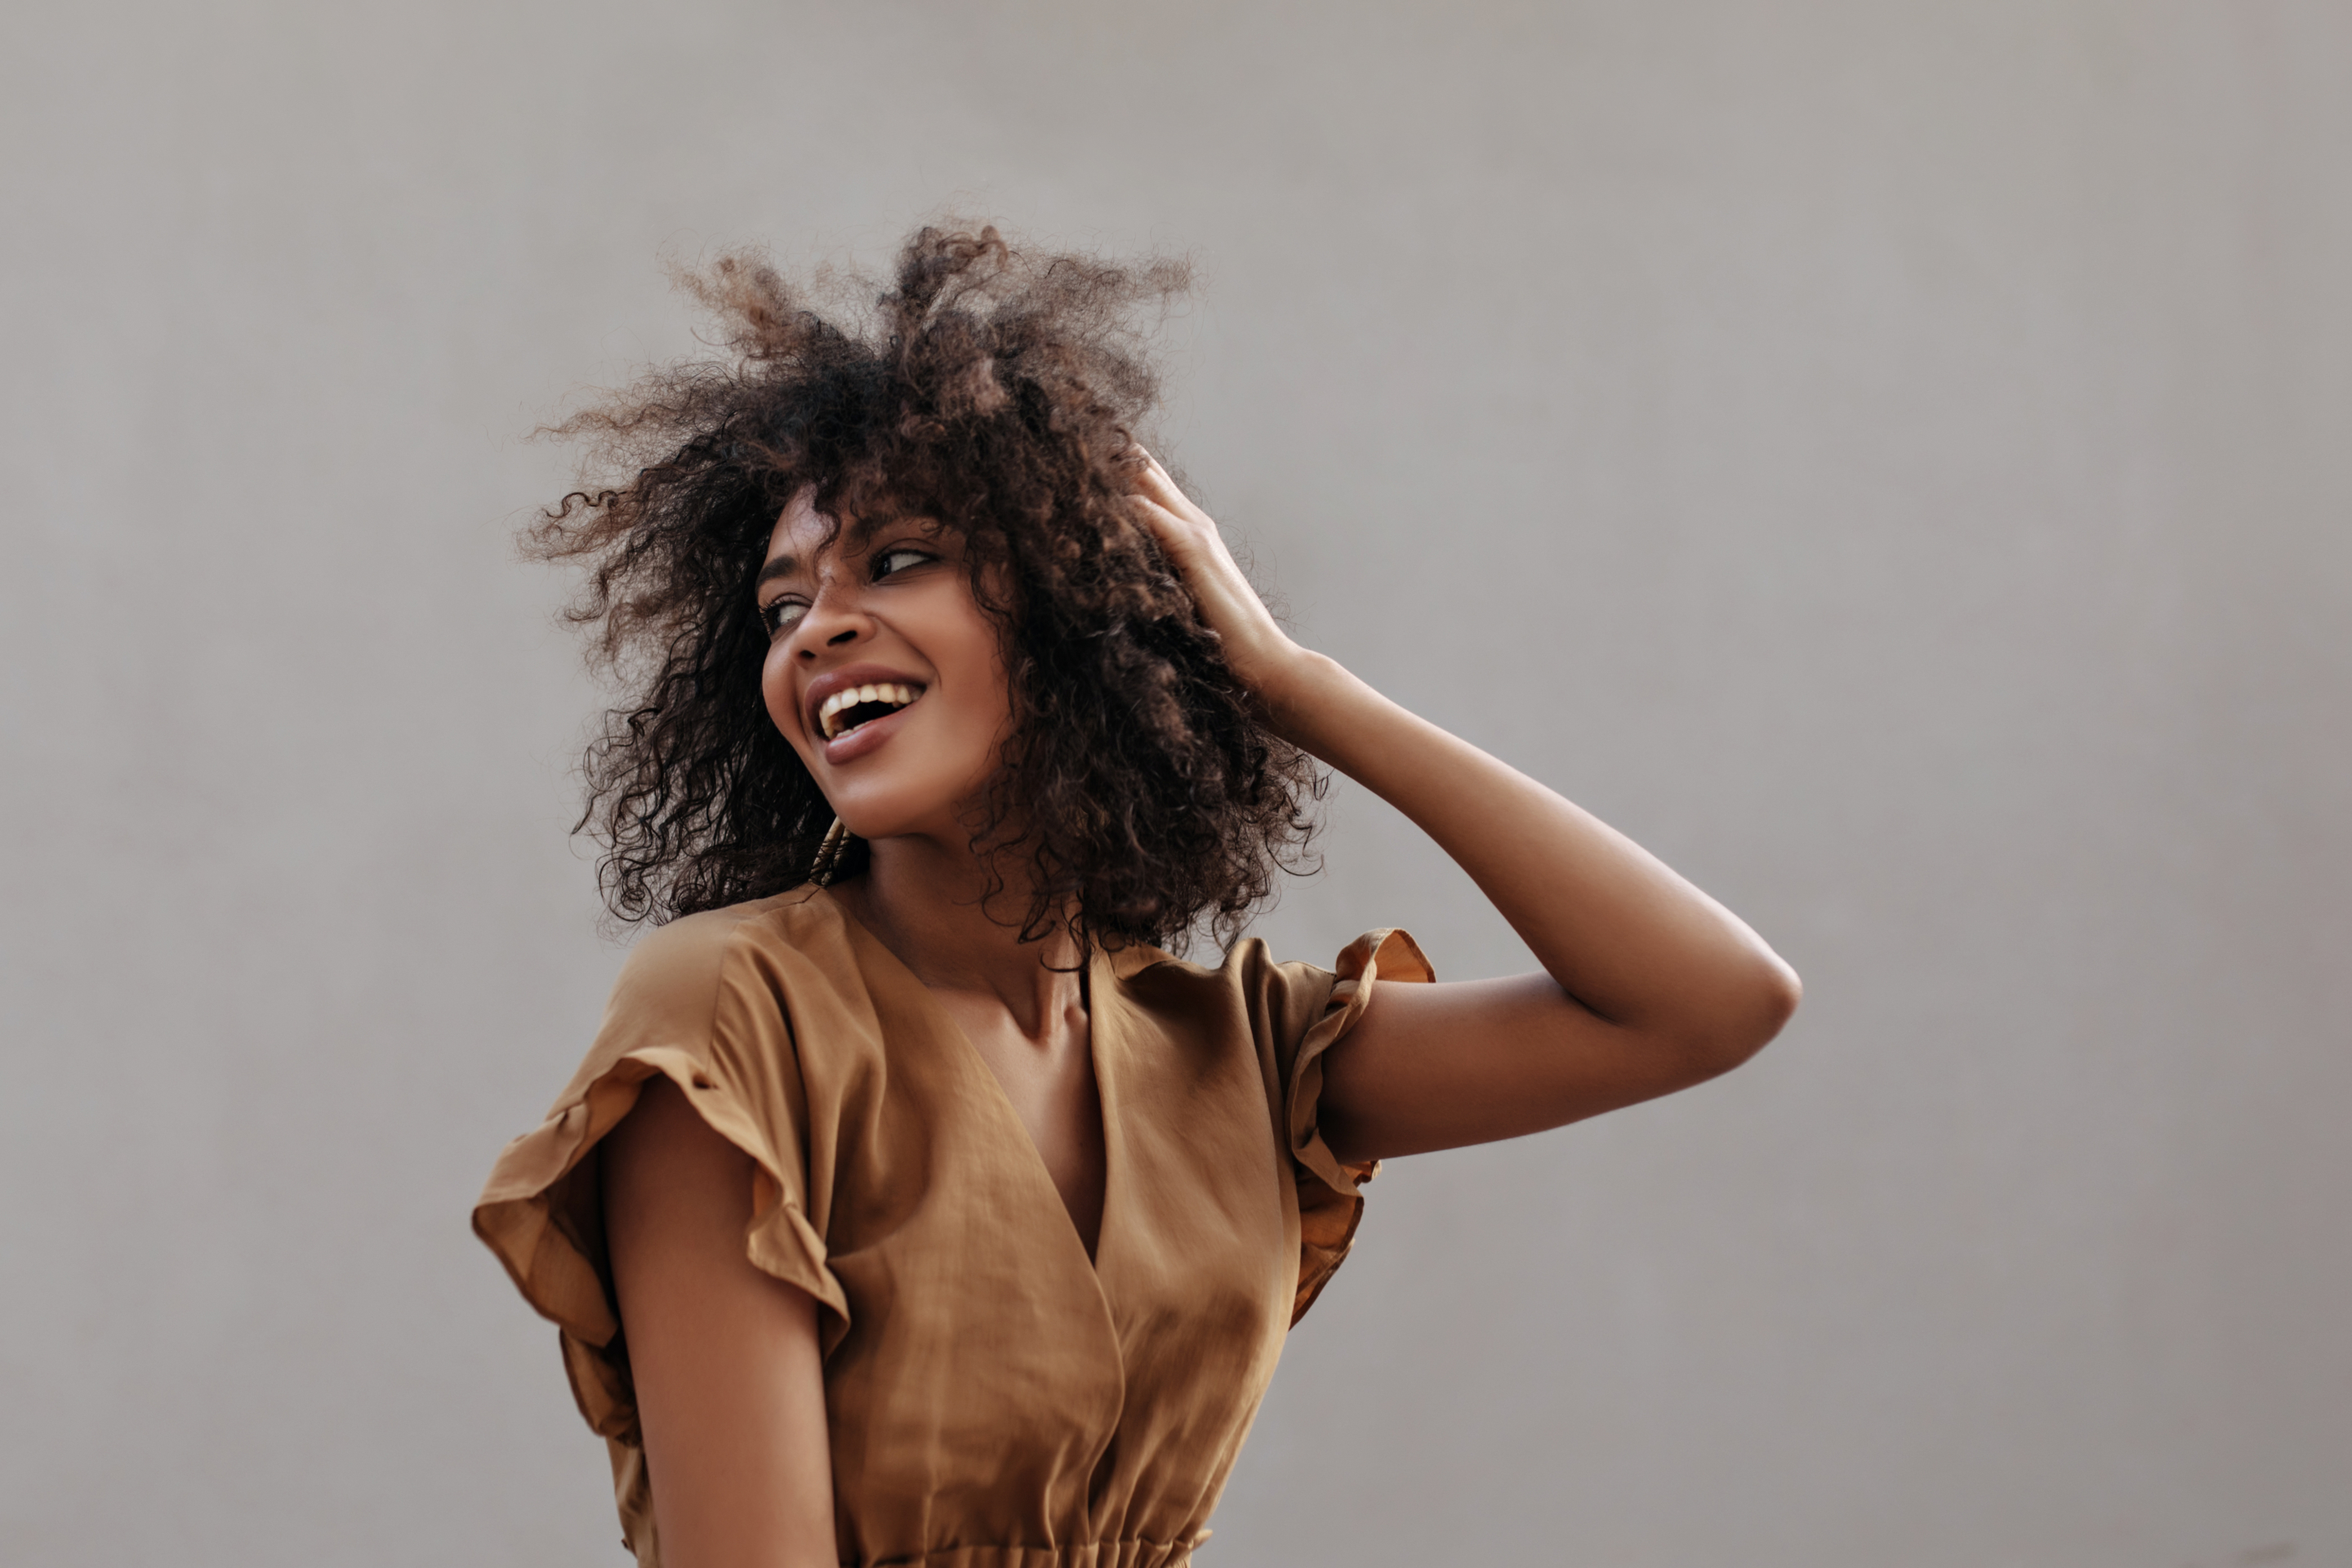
[{"left": 756, "top": 489, "right": 1014, "bottom": 849}]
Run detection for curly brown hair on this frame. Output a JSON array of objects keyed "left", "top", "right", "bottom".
[{"left": 529, "top": 225, "right": 1321, "bottom": 952}]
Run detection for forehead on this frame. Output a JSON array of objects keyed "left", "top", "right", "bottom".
[{"left": 761, "top": 490, "right": 854, "bottom": 570}]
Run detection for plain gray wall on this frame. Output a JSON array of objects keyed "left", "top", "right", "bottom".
[{"left": 4, "top": 3, "right": 2346, "bottom": 1565}]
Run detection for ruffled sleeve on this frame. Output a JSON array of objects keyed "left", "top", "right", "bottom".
[
  {"left": 470, "top": 905, "right": 851, "bottom": 1446},
  {"left": 1279, "top": 928, "right": 1434, "bottom": 1324}
]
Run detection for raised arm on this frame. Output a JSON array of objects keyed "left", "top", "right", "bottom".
[
  {"left": 1125, "top": 456, "right": 1800, "bottom": 1163},
  {"left": 603, "top": 1078, "right": 839, "bottom": 1567}
]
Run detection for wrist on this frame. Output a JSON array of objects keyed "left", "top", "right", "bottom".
[{"left": 1252, "top": 648, "right": 1356, "bottom": 750}]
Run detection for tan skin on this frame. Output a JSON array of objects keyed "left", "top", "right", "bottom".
[{"left": 604, "top": 463, "right": 1802, "bottom": 1566}]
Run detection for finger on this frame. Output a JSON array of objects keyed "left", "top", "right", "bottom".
[
  {"left": 1122, "top": 445, "right": 1188, "bottom": 502},
  {"left": 1134, "top": 467, "right": 1219, "bottom": 537},
  {"left": 1125, "top": 495, "right": 1196, "bottom": 556},
  {"left": 1120, "top": 443, "right": 1166, "bottom": 488},
  {"left": 1127, "top": 495, "right": 1218, "bottom": 559},
  {"left": 1126, "top": 455, "right": 1183, "bottom": 507}
]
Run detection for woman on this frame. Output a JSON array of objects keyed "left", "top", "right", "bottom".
[{"left": 474, "top": 225, "right": 1798, "bottom": 1568}]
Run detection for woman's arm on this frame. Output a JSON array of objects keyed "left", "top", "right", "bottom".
[
  {"left": 1126, "top": 457, "right": 1801, "bottom": 1162},
  {"left": 603, "top": 1078, "right": 838, "bottom": 1567}
]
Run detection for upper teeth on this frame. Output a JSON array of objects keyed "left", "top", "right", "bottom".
[{"left": 818, "top": 682, "right": 920, "bottom": 739}]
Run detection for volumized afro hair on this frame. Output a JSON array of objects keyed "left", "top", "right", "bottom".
[{"left": 530, "top": 224, "right": 1320, "bottom": 952}]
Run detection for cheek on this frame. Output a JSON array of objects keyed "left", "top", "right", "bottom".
[
  {"left": 760, "top": 647, "right": 808, "bottom": 752},
  {"left": 951, "top": 624, "right": 1015, "bottom": 733}
]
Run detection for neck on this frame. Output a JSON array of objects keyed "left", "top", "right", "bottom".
[{"left": 829, "top": 833, "right": 1084, "bottom": 1040}]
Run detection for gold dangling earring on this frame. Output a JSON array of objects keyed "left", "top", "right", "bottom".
[{"left": 811, "top": 815, "right": 849, "bottom": 887}]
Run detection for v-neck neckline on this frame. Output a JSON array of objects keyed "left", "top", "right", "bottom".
[{"left": 822, "top": 890, "right": 1120, "bottom": 1281}]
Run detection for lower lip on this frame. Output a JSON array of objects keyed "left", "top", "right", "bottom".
[{"left": 818, "top": 701, "right": 916, "bottom": 764}]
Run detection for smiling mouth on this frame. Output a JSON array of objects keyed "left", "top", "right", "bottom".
[{"left": 817, "top": 682, "right": 924, "bottom": 740}]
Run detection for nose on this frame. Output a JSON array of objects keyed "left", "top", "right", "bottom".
[{"left": 791, "top": 576, "right": 873, "bottom": 661}]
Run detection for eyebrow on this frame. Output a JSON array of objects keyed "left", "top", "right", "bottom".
[{"left": 751, "top": 514, "right": 899, "bottom": 591}]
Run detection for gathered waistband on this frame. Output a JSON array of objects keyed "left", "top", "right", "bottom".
[{"left": 856, "top": 1540, "right": 1196, "bottom": 1568}]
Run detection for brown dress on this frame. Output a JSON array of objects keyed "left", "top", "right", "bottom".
[{"left": 473, "top": 887, "right": 1431, "bottom": 1567}]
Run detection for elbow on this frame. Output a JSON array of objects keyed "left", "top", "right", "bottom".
[
  {"left": 1753, "top": 953, "right": 1802, "bottom": 1048},
  {"left": 1683, "top": 951, "right": 1802, "bottom": 1082}
]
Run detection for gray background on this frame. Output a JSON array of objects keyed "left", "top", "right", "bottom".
[{"left": 4, "top": 2, "right": 2346, "bottom": 1565}]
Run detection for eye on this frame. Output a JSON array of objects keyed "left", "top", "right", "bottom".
[
  {"left": 872, "top": 546, "right": 937, "bottom": 581},
  {"left": 759, "top": 597, "right": 808, "bottom": 639}
]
